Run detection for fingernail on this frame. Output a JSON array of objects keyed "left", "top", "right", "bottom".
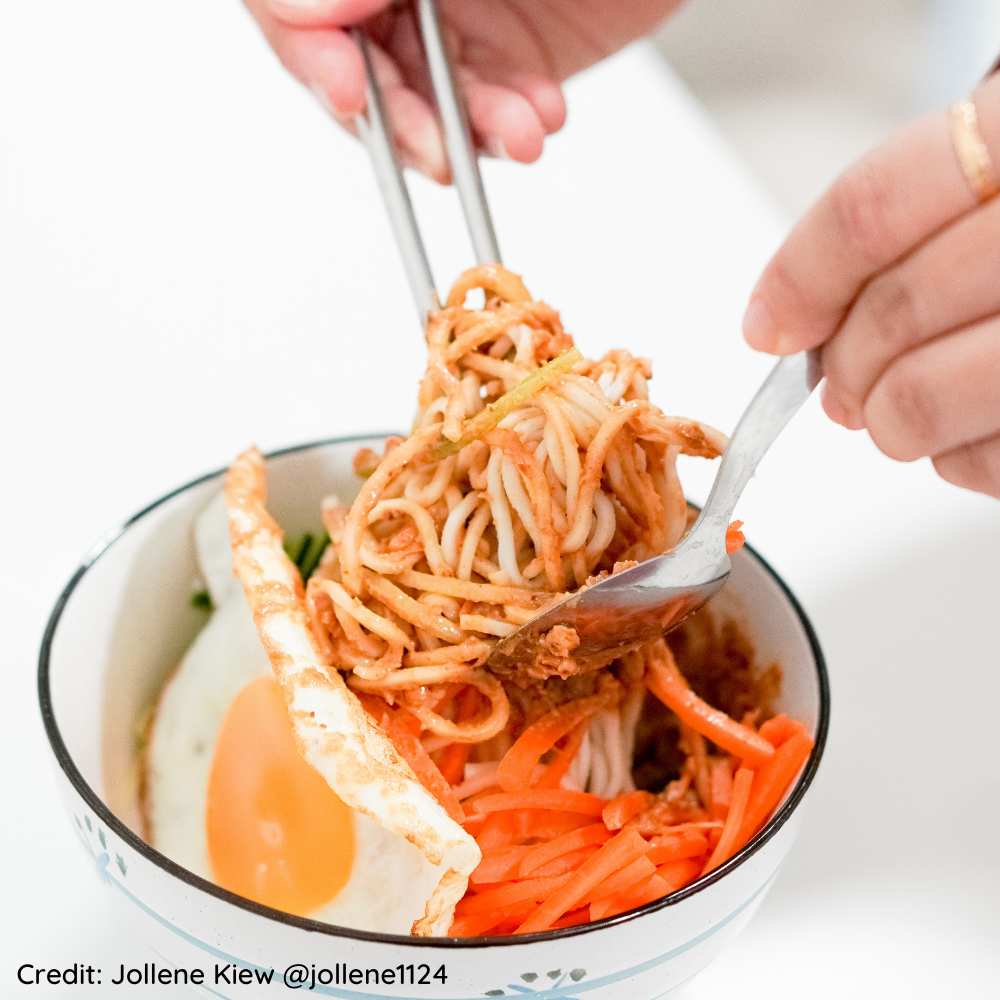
[{"left": 743, "top": 299, "right": 775, "bottom": 352}]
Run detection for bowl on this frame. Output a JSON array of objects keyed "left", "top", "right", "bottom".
[{"left": 39, "top": 435, "right": 829, "bottom": 999}]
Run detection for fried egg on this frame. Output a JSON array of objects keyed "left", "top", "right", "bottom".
[{"left": 144, "top": 492, "right": 441, "bottom": 933}]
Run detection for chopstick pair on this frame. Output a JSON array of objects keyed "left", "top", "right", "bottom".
[{"left": 351, "top": 0, "right": 501, "bottom": 322}]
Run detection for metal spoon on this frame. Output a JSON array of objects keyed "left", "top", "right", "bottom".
[{"left": 487, "top": 350, "right": 823, "bottom": 674}]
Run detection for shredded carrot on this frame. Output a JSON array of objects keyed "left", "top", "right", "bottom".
[
  {"left": 437, "top": 687, "right": 483, "bottom": 785},
  {"left": 708, "top": 757, "right": 734, "bottom": 820},
  {"left": 549, "top": 907, "right": 592, "bottom": 929},
  {"left": 725, "top": 520, "right": 746, "bottom": 554},
  {"left": 461, "top": 782, "right": 503, "bottom": 804},
  {"left": 473, "top": 789, "right": 607, "bottom": 817},
  {"left": 368, "top": 704, "right": 465, "bottom": 824},
  {"left": 590, "top": 872, "right": 669, "bottom": 921},
  {"left": 449, "top": 899, "right": 535, "bottom": 938},
  {"left": 645, "top": 643, "right": 775, "bottom": 767},
  {"left": 655, "top": 858, "right": 702, "bottom": 893},
  {"left": 497, "top": 695, "right": 607, "bottom": 792},
  {"left": 529, "top": 845, "right": 600, "bottom": 877},
  {"left": 758, "top": 714, "right": 809, "bottom": 748},
  {"left": 645, "top": 829, "right": 708, "bottom": 864},
  {"left": 735, "top": 730, "right": 813, "bottom": 849},
  {"left": 476, "top": 811, "right": 517, "bottom": 850},
  {"left": 454, "top": 873, "right": 574, "bottom": 916},
  {"left": 462, "top": 813, "right": 487, "bottom": 837},
  {"left": 579, "top": 856, "right": 657, "bottom": 906},
  {"left": 519, "top": 823, "right": 612, "bottom": 877},
  {"left": 602, "top": 790, "right": 655, "bottom": 831},
  {"left": 470, "top": 846, "right": 533, "bottom": 884},
  {"left": 515, "top": 828, "right": 649, "bottom": 934},
  {"left": 702, "top": 767, "right": 754, "bottom": 874},
  {"left": 494, "top": 904, "right": 540, "bottom": 935},
  {"left": 592, "top": 856, "right": 702, "bottom": 922},
  {"left": 533, "top": 720, "right": 589, "bottom": 789},
  {"left": 516, "top": 812, "right": 594, "bottom": 842}
]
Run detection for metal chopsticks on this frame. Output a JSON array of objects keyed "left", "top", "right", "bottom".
[{"left": 352, "top": 0, "right": 501, "bottom": 323}]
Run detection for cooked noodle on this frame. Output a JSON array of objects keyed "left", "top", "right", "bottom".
[
  {"left": 300, "top": 264, "right": 730, "bottom": 776},
  {"left": 278, "top": 265, "right": 808, "bottom": 935}
]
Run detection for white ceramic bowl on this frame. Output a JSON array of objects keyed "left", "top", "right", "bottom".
[{"left": 39, "top": 436, "right": 829, "bottom": 999}]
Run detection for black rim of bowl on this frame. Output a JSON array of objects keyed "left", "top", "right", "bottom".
[{"left": 38, "top": 434, "right": 830, "bottom": 949}]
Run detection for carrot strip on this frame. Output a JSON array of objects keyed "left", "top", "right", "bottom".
[
  {"left": 438, "top": 743, "right": 471, "bottom": 786},
  {"left": 709, "top": 757, "right": 733, "bottom": 820},
  {"left": 579, "top": 856, "right": 657, "bottom": 906},
  {"left": 372, "top": 707, "right": 465, "bottom": 824},
  {"left": 758, "top": 714, "right": 809, "bottom": 749},
  {"left": 473, "top": 789, "right": 607, "bottom": 817},
  {"left": 590, "top": 872, "right": 670, "bottom": 921},
  {"left": 494, "top": 903, "right": 541, "bottom": 935},
  {"left": 735, "top": 730, "right": 813, "bottom": 848},
  {"left": 645, "top": 643, "right": 775, "bottom": 767},
  {"left": 725, "top": 520, "right": 745, "bottom": 554},
  {"left": 702, "top": 767, "right": 754, "bottom": 874},
  {"left": 454, "top": 873, "right": 574, "bottom": 916},
  {"left": 461, "top": 783, "right": 504, "bottom": 809},
  {"left": 530, "top": 845, "right": 600, "bottom": 878},
  {"left": 438, "top": 686, "right": 483, "bottom": 785},
  {"left": 519, "top": 822, "right": 612, "bottom": 877},
  {"left": 534, "top": 720, "right": 589, "bottom": 789},
  {"left": 465, "top": 880, "right": 509, "bottom": 895},
  {"left": 602, "top": 790, "right": 655, "bottom": 831},
  {"left": 645, "top": 830, "right": 708, "bottom": 864},
  {"left": 514, "top": 828, "right": 649, "bottom": 934},
  {"left": 476, "top": 811, "right": 517, "bottom": 850},
  {"left": 462, "top": 812, "right": 487, "bottom": 835},
  {"left": 449, "top": 899, "right": 536, "bottom": 938},
  {"left": 514, "top": 811, "right": 593, "bottom": 842},
  {"left": 655, "top": 858, "right": 702, "bottom": 892},
  {"left": 549, "top": 907, "right": 592, "bottom": 929},
  {"left": 497, "top": 695, "right": 607, "bottom": 792},
  {"left": 470, "top": 846, "right": 533, "bottom": 884}
]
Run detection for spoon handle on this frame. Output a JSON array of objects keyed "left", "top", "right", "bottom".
[{"left": 689, "top": 350, "right": 822, "bottom": 560}]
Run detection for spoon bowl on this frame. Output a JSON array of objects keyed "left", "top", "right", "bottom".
[{"left": 488, "top": 351, "right": 822, "bottom": 674}]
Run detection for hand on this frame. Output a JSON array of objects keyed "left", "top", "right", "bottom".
[
  {"left": 743, "top": 71, "right": 1000, "bottom": 499},
  {"left": 243, "top": 0, "right": 683, "bottom": 181}
]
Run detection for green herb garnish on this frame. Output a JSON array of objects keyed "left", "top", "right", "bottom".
[
  {"left": 190, "top": 589, "right": 213, "bottom": 611},
  {"left": 283, "top": 531, "right": 330, "bottom": 582}
]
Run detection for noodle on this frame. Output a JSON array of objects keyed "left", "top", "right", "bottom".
[
  {"left": 278, "top": 265, "right": 807, "bottom": 935},
  {"left": 307, "top": 263, "right": 727, "bottom": 689}
]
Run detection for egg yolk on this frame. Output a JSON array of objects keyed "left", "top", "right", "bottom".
[{"left": 206, "top": 675, "right": 354, "bottom": 916}]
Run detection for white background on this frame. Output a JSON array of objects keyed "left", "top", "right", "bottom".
[{"left": 1, "top": 2, "right": 997, "bottom": 997}]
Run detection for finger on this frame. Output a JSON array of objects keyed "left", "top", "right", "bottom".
[
  {"left": 368, "top": 39, "right": 449, "bottom": 182},
  {"left": 933, "top": 432, "right": 1000, "bottom": 499},
  {"left": 862, "top": 314, "right": 1000, "bottom": 463},
  {"left": 245, "top": 0, "right": 365, "bottom": 115},
  {"left": 822, "top": 191, "right": 1000, "bottom": 428},
  {"left": 500, "top": 74, "right": 567, "bottom": 136},
  {"left": 265, "top": 0, "right": 391, "bottom": 28},
  {"left": 461, "top": 69, "right": 547, "bottom": 163},
  {"left": 743, "top": 72, "right": 1000, "bottom": 356}
]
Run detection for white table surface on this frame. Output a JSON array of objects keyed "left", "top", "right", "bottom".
[{"left": 1, "top": 2, "right": 997, "bottom": 996}]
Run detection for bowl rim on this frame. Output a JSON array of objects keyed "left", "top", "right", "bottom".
[{"left": 38, "top": 434, "right": 830, "bottom": 949}]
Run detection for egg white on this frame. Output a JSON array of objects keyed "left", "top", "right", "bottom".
[{"left": 145, "top": 493, "right": 439, "bottom": 934}]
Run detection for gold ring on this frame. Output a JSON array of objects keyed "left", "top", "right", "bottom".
[{"left": 950, "top": 100, "right": 1000, "bottom": 203}]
